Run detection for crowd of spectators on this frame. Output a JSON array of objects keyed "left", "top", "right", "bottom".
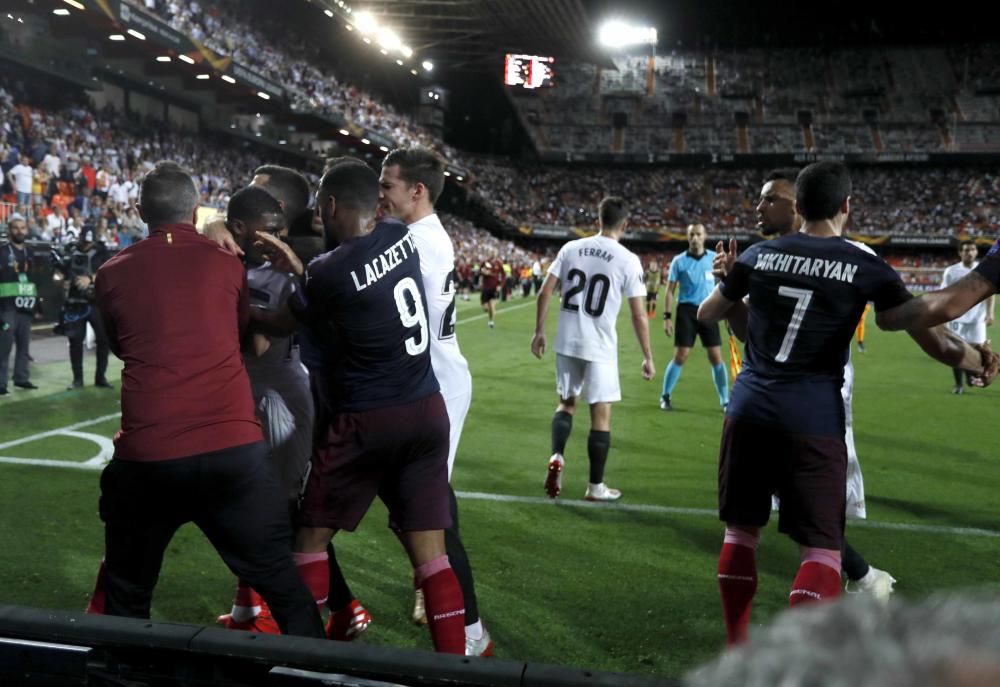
[
  {"left": 512, "top": 44, "right": 1000, "bottom": 156},
  {"left": 127, "top": 0, "right": 460, "bottom": 163},
  {"left": 470, "top": 159, "right": 1000, "bottom": 237},
  {"left": 0, "top": 80, "right": 280, "bottom": 246}
]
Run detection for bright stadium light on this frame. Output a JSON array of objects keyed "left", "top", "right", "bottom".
[
  {"left": 63, "top": 0, "right": 85, "bottom": 9},
  {"left": 196, "top": 74, "right": 210, "bottom": 79},
  {"left": 178, "top": 54, "right": 195, "bottom": 64},
  {"left": 400, "top": 45, "right": 413, "bottom": 58},
  {"left": 377, "top": 29, "right": 401, "bottom": 52},
  {"left": 354, "top": 11, "right": 376, "bottom": 34},
  {"left": 598, "top": 20, "right": 657, "bottom": 48},
  {"left": 221, "top": 74, "right": 236, "bottom": 83},
  {"left": 108, "top": 34, "right": 125, "bottom": 41},
  {"left": 53, "top": 9, "right": 70, "bottom": 15},
  {"left": 257, "top": 91, "right": 270, "bottom": 100},
  {"left": 156, "top": 55, "right": 171, "bottom": 62},
  {"left": 422, "top": 60, "right": 433, "bottom": 71},
  {"left": 324, "top": 9, "right": 334, "bottom": 17},
  {"left": 126, "top": 28, "right": 145, "bottom": 40}
]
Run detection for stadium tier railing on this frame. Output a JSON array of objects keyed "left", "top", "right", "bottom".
[{"left": 0, "top": 604, "right": 680, "bottom": 687}]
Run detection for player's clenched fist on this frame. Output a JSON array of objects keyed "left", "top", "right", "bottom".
[{"left": 971, "top": 340, "right": 1000, "bottom": 387}]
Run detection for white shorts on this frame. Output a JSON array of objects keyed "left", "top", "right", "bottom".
[
  {"left": 444, "top": 390, "right": 471, "bottom": 481},
  {"left": 774, "top": 358, "right": 867, "bottom": 519},
  {"left": 555, "top": 354, "right": 621, "bottom": 405},
  {"left": 948, "top": 320, "right": 987, "bottom": 345}
]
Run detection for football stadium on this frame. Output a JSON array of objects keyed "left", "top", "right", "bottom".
[{"left": 1, "top": 1, "right": 999, "bottom": 685}]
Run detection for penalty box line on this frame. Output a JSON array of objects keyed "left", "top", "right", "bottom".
[{"left": 3, "top": 414, "right": 997, "bottom": 541}]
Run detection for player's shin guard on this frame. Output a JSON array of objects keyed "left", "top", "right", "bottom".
[
  {"left": 662, "top": 361, "right": 682, "bottom": 398},
  {"left": 415, "top": 556, "right": 465, "bottom": 654},
  {"left": 86, "top": 560, "right": 107, "bottom": 614},
  {"left": 789, "top": 548, "right": 842, "bottom": 607},
  {"left": 718, "top": 528, "right": 758, "bottom": 645},
  {"left": 587, "top": 430, "right": 611, "bottom": 484},
  {"left": 293, "top": 551, "right": 329, "bottom": 608},
  {"left": 551, "top": 410, "right": 573, "bottom": 456},
  {"left": 711, "top": 362, "right": 729, "bottom": 406}
]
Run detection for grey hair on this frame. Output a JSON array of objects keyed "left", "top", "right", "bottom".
[{"left": 685, "top": 594, "right": 1000, "bottom": 687}]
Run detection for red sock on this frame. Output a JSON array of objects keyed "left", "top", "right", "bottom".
[
  {"left": 789, "top": 561, "right": 842, "bottom": 607},
  {"left": 417, "top": 558, "right": 465, "bottom": 654},
  {"left": 294, "top": 552, "right": 330, "bottom": 607},
  {"left": 234, "top": 579, "right": 263, "bottom": 609},
  {"left": 86, "top": 560, "right": 107, "bottom": 614},
  {"left": 718, "top": 543, "right": 757, "bottom": 645}
]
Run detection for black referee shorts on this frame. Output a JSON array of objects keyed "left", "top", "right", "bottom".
[{"left": 675, "top": 302, "right": 721, "bottom": 348}]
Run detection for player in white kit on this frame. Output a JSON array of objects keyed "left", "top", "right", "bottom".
[
  {"left": 531, "top": 196, "right": 655, "bottom": 501},
  {"left": 941, "top": 241, "right": 996, "bottom": 394},
  {"left": 378, "top": 148, "right": 492, "bottom": 657}
]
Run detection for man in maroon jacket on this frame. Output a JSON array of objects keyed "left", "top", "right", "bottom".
[{"left": 89, "top": 161, "right": 323, "bottom": 637}]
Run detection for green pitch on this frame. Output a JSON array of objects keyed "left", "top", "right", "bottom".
[{"left": 0, "top": 299, "right": 997, "bottom": 679}]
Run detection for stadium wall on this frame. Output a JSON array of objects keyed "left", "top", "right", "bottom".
[{"left": 0, "top": 605, "right": 680, "bottom": 687}]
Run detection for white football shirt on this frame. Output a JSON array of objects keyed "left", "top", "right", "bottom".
[
  {"left": 408, "top": 213, "right": 472, "bottom": 400},
  {"left": 548, "top": 234, "right": 646, "bottom": 363},
  {"left": 941, "top": 261, "right": 986, "bottom": 325}
]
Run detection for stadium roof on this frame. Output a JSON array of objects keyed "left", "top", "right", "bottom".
[{"left": 355, "top": 0, "right": 617, "bottom": 71}]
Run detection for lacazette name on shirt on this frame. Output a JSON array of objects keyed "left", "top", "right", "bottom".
[{"left": 349, "top": 232, "right": 418, "bottom": 292}]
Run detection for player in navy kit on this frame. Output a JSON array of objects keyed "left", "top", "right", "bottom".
[
  {"left": 253, "top": 158, "right": 466, "bottom": 654},
  {"left": 698, "top": 162, "right": 993, "bottom": 645}
]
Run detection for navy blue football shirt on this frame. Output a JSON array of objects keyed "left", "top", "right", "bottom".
[
  {"left": 719, "top": 233, "right": 912, "bottom": 435},
  {"left": 721, "top": 233, "right": 912, "bottom": 381},
  {"left": 292, "top": 219, "right": 439, "bottom": 413}
]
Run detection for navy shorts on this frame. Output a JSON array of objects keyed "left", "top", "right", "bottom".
[
  {"left": 675, "top": 302, "right": 721, "bottom": 348},
  {"left": 299, "top": 393, "right": 451, "bottom": 532},
  {"left": 718, "top": 416, "right": 847, "bottom": 550}
]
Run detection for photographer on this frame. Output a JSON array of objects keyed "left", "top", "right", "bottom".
[
  {"left": 0, "top": 213, "right": 37, "bottom": 395},
  {"left": 53, "top": 225, "right": 112, "bottom": 390}
]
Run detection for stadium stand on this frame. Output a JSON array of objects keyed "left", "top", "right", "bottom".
[{"left": 507, "top": 45, "right": 999, "bottom": 156}]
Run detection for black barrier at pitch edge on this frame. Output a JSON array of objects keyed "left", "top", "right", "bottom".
[{"left": 0, "top": 605, "right": 680, "bottom": 687}]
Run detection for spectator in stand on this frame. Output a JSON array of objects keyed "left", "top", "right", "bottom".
[{"left": 9, "top": 155, "right": 34, "bottom": 213}]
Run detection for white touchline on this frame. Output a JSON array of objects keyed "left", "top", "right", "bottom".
[
  {"left": 457, "top": 300, "right": 535, "bottom": 325},
  {"left": 2, "top": 415, "right": 998, "bottom": 541},
  {"left": 453, "top": 490, "right": 1000, "bottom": 540}
]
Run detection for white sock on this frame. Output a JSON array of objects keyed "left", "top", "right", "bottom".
[
  {"left": 858, "top": 567, "right": 877, "bottom": 587},
  {"left": 229, "top": 604, "right": 261, "bottom": 622},
  {"left": 465, "top": 619, "right": 483, "bottom": 640}
]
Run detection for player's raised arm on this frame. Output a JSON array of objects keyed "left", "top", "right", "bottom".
[
  {"left": 697, "top": 286, "right": 736, "bottom": 324},
  {"left": 877, "top": 270, "right": 996, "bottom": 331},
  {"left": 905, "top": 325, "right": 990, "bottom": 379},
  {"left": 531, "top": 273, "right": 558, "bottom": 359},
  {"left": 628, "top": 296, "right": 655, "bottom": 380}
]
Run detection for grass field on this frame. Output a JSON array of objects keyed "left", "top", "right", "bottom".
[{"left": 1, "top": 298, "right": 998, "bottom": 679}]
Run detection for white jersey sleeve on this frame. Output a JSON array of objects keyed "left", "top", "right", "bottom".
[{"left": 408, "top": 214, "right": 472, "bottom": 400}]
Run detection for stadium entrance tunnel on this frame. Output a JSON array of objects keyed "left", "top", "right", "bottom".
[{"left": 0, "top": 605, "right": 679, "bottom": 687}]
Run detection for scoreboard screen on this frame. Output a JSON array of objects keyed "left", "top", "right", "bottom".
[{"left": 504, "top": 54, "right": 555, "bottom": 89}]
